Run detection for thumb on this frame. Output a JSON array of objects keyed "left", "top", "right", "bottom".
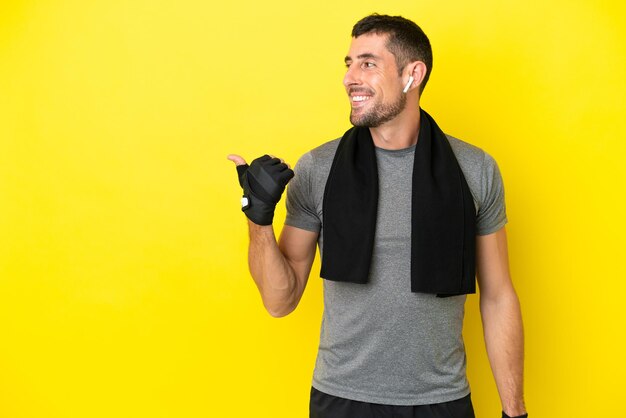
[{"left": 227, "top": 154, "right": 248, "bottom": 166}]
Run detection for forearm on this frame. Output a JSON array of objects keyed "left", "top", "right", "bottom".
[
  {"left": 481, "top": 289, "right": 526, "bottom": 416},
  {"left": 247, "top": 221, "right": 298, "bottom": 317}
]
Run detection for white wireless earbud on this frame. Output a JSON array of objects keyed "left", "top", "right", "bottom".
[{"left": 403, "top": 76, "right": 414, "bottom": 93}]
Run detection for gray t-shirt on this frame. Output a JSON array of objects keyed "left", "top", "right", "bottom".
[{"left": 285, "top": 134, "right": 507, "bottom": 405}]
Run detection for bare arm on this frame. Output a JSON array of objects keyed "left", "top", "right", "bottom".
[
  {"left": 476, "top": 227, "right": 527, "bottom": 416},
  {"left": 248, "top": 223, "right": 318, "bottom": 317},
  {"left": 228, "top": 153, "right": 318, "bottom": 318}
]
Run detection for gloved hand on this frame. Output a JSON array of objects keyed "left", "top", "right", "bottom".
[
  {"left": 228, "top": 154, "right": 294, "bottom": 225},
  {"left": 502, "top": 412, "right": 528, "bottom": 418}
]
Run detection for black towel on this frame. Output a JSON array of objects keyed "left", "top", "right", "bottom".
[{"left": 320, "top": 109, "right": 476, "bottom": 297}]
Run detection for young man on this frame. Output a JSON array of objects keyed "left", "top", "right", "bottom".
[{"left": 228, "top": 14, "right": 527, "bottom": 418}]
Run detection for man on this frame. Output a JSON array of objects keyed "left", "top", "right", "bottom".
[{"left": 228, "top": 14, "right": 527, "bottom": 418}]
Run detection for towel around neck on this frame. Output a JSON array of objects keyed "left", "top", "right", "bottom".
[{"left": 320, "top": 109, "right": 477, "bottom": 297}]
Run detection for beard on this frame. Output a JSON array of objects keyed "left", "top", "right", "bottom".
[{"left": 350, "top": 92, "right": 407, "bottom": 128}]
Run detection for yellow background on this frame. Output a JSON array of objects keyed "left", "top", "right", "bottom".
[{"left": 1, "top": 1, "right": 625, "bottom": 417}]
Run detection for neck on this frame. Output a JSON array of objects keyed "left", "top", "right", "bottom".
[{"left": 369, "top": 103, "right": 421, "bottom": 150}]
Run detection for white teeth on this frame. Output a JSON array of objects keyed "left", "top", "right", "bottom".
[{"left": 352, "top": 96, "right": 370, "bottom": 102}]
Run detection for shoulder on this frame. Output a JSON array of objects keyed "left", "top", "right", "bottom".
[
  {"left": 446, "top": 134, "right": 486, "bottom": 167},
  {"left": 294, "top": 137, "right": 341, "bottom": 174},
  {"left": 445, "top": 134, "right": 504, "bottom": 207},
  {"left": 287, "top": 138, "right": 341, "bottom": 215},
  {"left": 445, "top": 133, "right": 502, "bottom": 177},
  {"left": 309, "top": 137, "right": 341, "bottom": 162}
]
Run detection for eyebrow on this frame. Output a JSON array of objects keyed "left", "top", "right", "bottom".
[{"left": 344, "top": 53, "right": 380, "bottom": 64}]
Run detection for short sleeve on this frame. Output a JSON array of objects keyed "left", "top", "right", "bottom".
[
  {"left": 476, "top": 153, "right": 508, "bottom": 235},
  {"left": 285, "top": 152, "right": 321, "bottom": 232}
]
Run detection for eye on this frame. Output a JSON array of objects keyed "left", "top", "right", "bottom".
[{"left": 363, "top": 61, "right": 376, "bottom": 68}]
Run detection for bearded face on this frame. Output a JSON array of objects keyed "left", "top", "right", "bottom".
[
  {"left": 348, "top": 86, "right": 407, "bottom": 127},
  {"left": 343, "top": 33, "right": 409, "bottom": 128}
]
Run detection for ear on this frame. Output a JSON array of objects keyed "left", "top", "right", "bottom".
[{"left": 403, "top": 61, "right": 428, "bottom": 93}]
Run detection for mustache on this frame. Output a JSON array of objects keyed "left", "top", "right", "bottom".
[{"left": 348, "top": 88, "right": 375, "bottom": 96}]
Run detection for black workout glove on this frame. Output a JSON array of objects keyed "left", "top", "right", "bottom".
[
  {"left": 502, "top": 412, "right": 528, "bottom": 418},
  {"left": 235, "top": 155, "right": 294, "bottom": 226}
]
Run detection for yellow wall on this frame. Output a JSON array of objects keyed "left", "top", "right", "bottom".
[{"left": 1, "top": 1, "right": 625, "bottom": 417}]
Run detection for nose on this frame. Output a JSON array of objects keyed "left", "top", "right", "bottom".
[{"left": 343, "top": 64, "right": 361, "bottom": 89}]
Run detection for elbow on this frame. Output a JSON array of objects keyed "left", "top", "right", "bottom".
[
  {"left": 263, "top": 299, "right": 298, "bottom": 318},
  {"left": 267, "top": 308, "right": 292, "bottom": 318},
  {"left": 480, "top": 281, "right": 519, "bottom": 306},
  {"left": 266, "top": 305, "right": 295, "bottom": 318},
  {"left": 480, "top": 286, "right": 522, "bottom": 316},
  {"left": 260, "top": 280, "right": 301, "bottom": 318}
]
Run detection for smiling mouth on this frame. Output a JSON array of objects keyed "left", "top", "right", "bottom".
[{"left": 351, "top": 95, "right": 371, "bottom": 102}]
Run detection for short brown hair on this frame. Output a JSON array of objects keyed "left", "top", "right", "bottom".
[{"left": 352, "top": 14, "right": 433, "bottom": 93}]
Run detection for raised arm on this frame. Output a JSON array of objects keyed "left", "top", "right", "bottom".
[
  {"left": 229, "top": 154, "right": 318, "bottom": 317},
  {"left": 476, "top": 226, "right": 527, "bottom": 417},
  {"left": 248, "top": 223, "right": 318, "bottom": 317}
]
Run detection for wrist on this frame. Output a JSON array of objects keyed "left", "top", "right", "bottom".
[
  {"left": 242, "top": 192, "right": 276, "bottom": 225},
  {"left": 502, "top": 397, "right": 526, "bottom": 418},
  {"left": 247, "top": 220, "right": 275, "bottom": 235},
  {"left": 502, "top": 411, "right": 528, "bottom": 418}
]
